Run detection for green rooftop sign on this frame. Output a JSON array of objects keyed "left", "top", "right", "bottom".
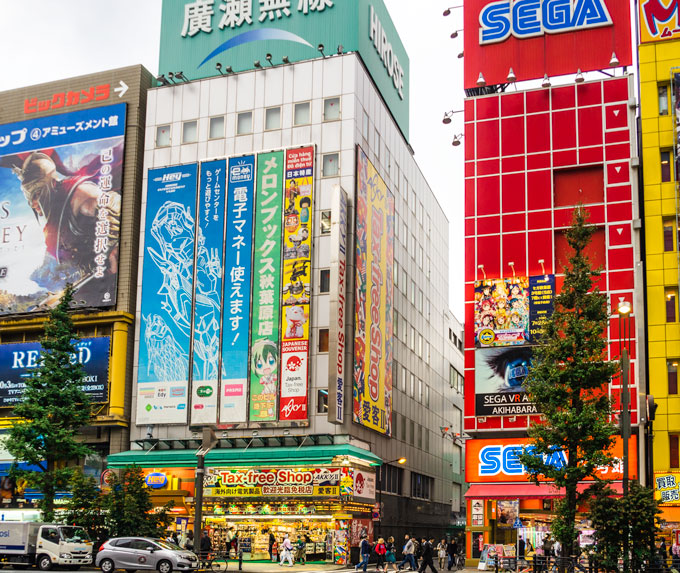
[{"left": 159, "top": 0, "right": 410, "bottom": 140}]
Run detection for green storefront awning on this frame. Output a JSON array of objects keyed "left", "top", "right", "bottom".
[{"left": 107, "top": 444, "right": 381, "bottom": 469}]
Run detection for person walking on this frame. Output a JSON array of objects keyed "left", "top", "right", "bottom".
[
  {"left": 518, "top": 536, "right": 526, "bottom": 560},
  {"left": 418, "top": 537, "right": 438, "bottom": 573},
  {"left": 295, "top": 535, "right": 306, "bottom": 565},
  {"left": 542, "top": 535, "right": 553, "bottom": 572},
  {"left": 181, "top": 529, "right": 194, "bottom": 551},
  {"left": 437, "top": 540, "right": 447, "bottom": 570},
  {"left": 398, "top": 535, "right": 416, "bottom": 571},
  {"left": 199, "top": 531, "right": 212, "bottom": 568},
  {"left": 446, "top": 539, "right": 457, "bottom": 571},
  {"left": 375, "top": 538, "right": 387, "bottom": 572},
  {"left": 672, "top": 537, "right": 680, "bottom": 570},
  {"left": 356, "top": 534, "right": 372, "bottom": 572},
  {"left": 269, "top": 532, "right": 276, "bottom": 562},
  {"left": 385, "top": 537, "right": 398, "bottom": 572},
  {"left": 279, "top": 534, "right": 294, "bottom": 567}
]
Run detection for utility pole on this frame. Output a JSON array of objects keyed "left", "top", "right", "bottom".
[{"left": 194, "top": 427, "right": 218, "bottom": 538}]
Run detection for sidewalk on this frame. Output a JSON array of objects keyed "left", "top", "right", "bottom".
[{"left": 208, "top": 563, "right": 478, "bottom": 573}]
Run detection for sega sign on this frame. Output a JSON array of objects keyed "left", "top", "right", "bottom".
[
  {"left": 464, "top": 0, "right": 632, "bottom": 88},
  {"left": 478, "top": 444, "right": 566, "bottom": 476}
]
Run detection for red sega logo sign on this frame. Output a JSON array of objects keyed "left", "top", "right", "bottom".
[{"left": 463, "top": 0, "right": 632, "bottom": 89}]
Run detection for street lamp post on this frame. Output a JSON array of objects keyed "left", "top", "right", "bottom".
[
  {"left": 617, "top": 299, "right": 632, "bottom": 573},
  {"left": 377, "top": 457, "right": 407, "bottom": 537}
]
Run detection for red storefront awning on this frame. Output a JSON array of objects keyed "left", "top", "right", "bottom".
[{"left": 465, "top": 482, "right": 623, "bottom": 499}]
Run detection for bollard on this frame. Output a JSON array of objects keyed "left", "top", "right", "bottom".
[{"left": 239, "top": 549, "right": 243, "bottom": 571}]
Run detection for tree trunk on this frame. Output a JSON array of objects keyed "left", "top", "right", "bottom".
[{"left": 43, "top": 459, "right": 56, "bottom": 523}]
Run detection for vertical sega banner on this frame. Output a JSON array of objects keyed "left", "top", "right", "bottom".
[
  {"left": 353, "top": 147, "right": 394, "bottom": 436},
  {"left": 249, "top": 151, "right": 284, "bottom": 422},
  {"left": 279, "top": 146, "right": 315, "bottom": 422},
  {"left": 0, "top": 103, "right": 126, "bottom": 316},
  {"left": 190, "top": 159, "right": 226, "bottom": 425},
  {"left": 220, "top": 156, "right": 255, "bottom": 423},
  {"left": 528, "top": 274, "right": 555, "bottom": 343},
  {"left": 137, "top": 164, "right": 198, "bottom": 425},
  {"left": 328, "top": 185, "right": 349, "bottom": 424}
]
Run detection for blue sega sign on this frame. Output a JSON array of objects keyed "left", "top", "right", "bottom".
[{"left": 479, "top": 444, "right": 568, "bottom": 477}]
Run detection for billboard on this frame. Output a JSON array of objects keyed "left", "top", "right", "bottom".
[
  {"left": 328, "top": 186, "right": 349, "bottom": 425},
  {"left": 475, "top": 275, "right": 555, "bottom": 347},
  {"left": 279, "top": 147, "right": 315, "bottom": 422},
  {"left": 0, "top": 337, "right": 110, "bottom": 406},
  {"left": 466, "top": 436, "right": 638, "bottom": 483},
  {"left": 204, "top": 467, "right": 344, "bottom": 497},
  {"left": 0, "top": 103, "right": 126, "bottom": 315},
  {"left": 496, "top": 500, "right": 519, "bottom": 528},
  {"left": 640, "top": 0, "right": 680, "bottom": 43},
  {"left": 220, "top": 156, "right": 255, "bottom": 424},
  {"left": 463, "top": 0, "right": 632, "bottom": 88},
  {"left": 190, "top": 159, "right": 226, "bottom": 425},
  {"left": 137, "top": 164, "right": 198, "bottom": 425},
  {"left": 654, "top": 472, "right": 680, "bottom": 504},
  {"left": 353, "top": 147, "right": 395, "bottom": 436},
  {"left": 248, "top": 151, "right": 285, "bottom": 423}
]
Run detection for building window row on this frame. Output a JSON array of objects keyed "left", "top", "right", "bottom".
[
  {"left": 410, "top": 472, "right": 433, "bottom": 500},
  {"left": 378, "top": 464, "right": 404, "bottom": 495},
  {"left": 449, "top": 365, "right": 463, "bottom": 393}
]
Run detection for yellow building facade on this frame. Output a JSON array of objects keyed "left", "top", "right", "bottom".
[{"left": 640, "top": 36, "right": 680, "bottom": 525}]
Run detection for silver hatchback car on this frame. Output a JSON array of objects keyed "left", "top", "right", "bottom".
[{"left": 96, "top": 537, "right": 198, "bottom": 573}]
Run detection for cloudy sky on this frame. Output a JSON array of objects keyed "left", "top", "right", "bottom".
[{"left": 0, "top": 0, "right": 466, "bottom": 316}]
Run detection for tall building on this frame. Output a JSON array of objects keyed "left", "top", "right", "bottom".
[
  {"left": 105, "top": 0, "right": 464, "bottom": 560},
  {"left": 0, "top": 65, "right": 153, "bottom": 518},
  {"left": 638, "top": 1, "right": 680, "bottom": 530}
]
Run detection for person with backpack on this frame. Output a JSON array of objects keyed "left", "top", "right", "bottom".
[
  {"left": 295, "top": 535, "right": 306, "bottom": 565},
  {"left": 385, "top": 536, "right": 398, "bottom": 572},
  {"left": 356, "top": 534, "right": 372, "bottom": 572},
  {"left": 398, "top": 534, "right": 416, "bottom": 571},
  {"left": 418, "top": 537, "right": 438, "bottom": 573},
  {"left": 375, "top": 538, "right": 387, "bottom": 572},
  {"left": 280, "top": 534, "right": 294, "bottom": 567}
]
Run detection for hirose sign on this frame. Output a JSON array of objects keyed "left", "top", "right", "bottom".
[{"left": 464, "top": 0, "right": 632, "bottom": 88}]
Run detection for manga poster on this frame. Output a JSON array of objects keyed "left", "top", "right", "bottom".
[
  {"left": 0, "top": 103, "right": 126, "bottom": 315},
  {"left": 190, "top": 159, "right": 226, "bottom": 425},
  {"left": 136, "top": 164, "right": 198, "bottom": 425},
  {"left": 249, "top": 151, "right": 284, "bottom": 422},
  {"left": 220, "top": 155, "right": 255, "bottom": 423},
  {"left": 496, "top": 500, "right": 519, "bottom": 528},
  {"left": 474, "top": 277, "right": 530, "bottom": 347},
  {"left": 279, "top": 146, "right": 314, "bottom": 422},
  {"left": 353, "top": 146, "right": 394, "bottom": 436}
]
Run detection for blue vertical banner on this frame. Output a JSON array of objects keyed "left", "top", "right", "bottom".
[
  {"left": 136, "top": 164, "right": 198, "bottom": 425},
  {"left": 220, "top": 155, "right": 256, "bottom": 423},
  {"left": 190, "top": 159, "right": 227, "bottom": 425}
]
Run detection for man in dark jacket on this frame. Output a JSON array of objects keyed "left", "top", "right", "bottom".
[
  {"left": 418, "top": 537, "right": 438, "bottom": 573},
  {"left": 356, "top": 535, "right": 372, "bottom": 572},
  {"left": 199, "top": 531, "right": 212, "bottom": 567},
  {"left": 446, "top": 539, "right": 458, "bottom": 570}
]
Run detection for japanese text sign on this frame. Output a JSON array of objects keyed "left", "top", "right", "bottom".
[{"left": 655, "top": 472, "right": 680, "bottom": 505}]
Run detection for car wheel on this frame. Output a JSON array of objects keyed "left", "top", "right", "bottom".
[
  {"left": 157, "top": 560, "right": 172, "bottom": 573},
  {"left": 100, "top": 558, "right": 115, "bottom": 573},
  {"left": 37, "top": 555, "right": 53, "bottom": 571}
]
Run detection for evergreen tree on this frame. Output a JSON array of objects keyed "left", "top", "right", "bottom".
[
  {"left": 104, "top": 467, "right": 173, "bottom": 538},
  {"left": 518, "top": 207, "right": 618, "bottom": 555},
  {"left": 4, "top": 285, "right": 93, "bottom": 522},
  {"left": 62, "top": 469, "right": 108, "bottom": 545}
]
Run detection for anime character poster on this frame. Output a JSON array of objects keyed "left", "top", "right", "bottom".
[
  {"left": 248, "top": 151, "right": 284, "bottom": 422},
  {"left": 474, "top": 277, "right": 530, "bottom": 347},
  {"left": 136, "top": 164, "right": 198, "bottom": 425},
  {"left": 496, "top": 500, "right": 519, "bottom": 528},
  {"left": 528, "top": 274, "right": 555, "bottom": 342},
  {"left": 279, "top": 146, "right": 314, "bottom": 422},
  {"left": 475, "top": 346, "right": 538, "bottom": 416},
  {"left": 0, "top": 103, "right": 126, "bottom": 316},
  {"left": 353, "top": 146, "right": 394, "bottom": 436},
  {"left": 220, "top": 155, "right": 255, "bottom": 424},
  {"left": 190, "top": 159, "right": 227, "bottom": 425}
]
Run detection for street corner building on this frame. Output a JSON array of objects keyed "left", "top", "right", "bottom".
[
  {"left": 103, "top": 0, "right": 466, "bottom": 563},
  {"left": 0, "top": 64, "right": 154, "bottom": 516},
  {"left": 461, "top": 0, "right": 647, "bottom": 564}
]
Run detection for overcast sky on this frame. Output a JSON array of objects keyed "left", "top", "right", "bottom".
[{"left": 0, "top": 0, "right": 466, "bottom": 318}]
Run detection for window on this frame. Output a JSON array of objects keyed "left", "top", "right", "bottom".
[
  {"left": 317, "top": 389, "right": 329, "bottom": 414},
  {"left": 417, "top": 245, "right": 423, "bottom": 269},
  {"left": 378, "top": 463, "right": 404, "bottom": 495},
  {"left": 209, "top": 116, "right": 224, "bottom": 139},
  {"left": 236, "top": 111, "right": 252, "bottom": 135},
  {"left": 409, "top": 420, "right": 415, "bottom": 445},
  {"left": 664, "top": 219, "right": 676, "bottom": 252},
  {"left": 400, "top": 366, "right": 407, "bottom": 392},
  {"left": 182, "top": 120, "right": 198, "bottom": 144},
  {"left": 662, "top": 150, "right": 672, "bottom": 182},
  {"left": 409, "top": 373, "right": 415, "bottom": 397},
  {"left": 410, "top": 472, "right": 432, "bottom": 500},
  {"left": 452, "top": 445, "right": 462, "bottom": 474},
  {"left": 156, "top": 124, "right": 171, "bottom": 147},
  {"left": 362, "top": 111, "right": 369, "bottom": 140},
  {"left": 425, "top": 385, "right": 430, "bottom": 407},
  {"left": 659, "top": 85, "right": 670, "bottom": 116},
  {"left": 669, "top": 361, "right": 679, "bottom": 395},
  {"left": 294, "top": 102, "right": 311, "bottom": 125},
  {"left": 318, "top": 328, "right": 329, "bottom": 352},
  {"left": 418, "top": 424, "right": 423, "bottom": 448},
  {"left": 401, "top": 415, "right": 407, "bottom": 441},
  {"left": 450, "top": 365, "right": 463, "bottom": 392},
  {"left": 41, "top": 528, "right": 59, "bottom": 542},
  {"left": 319, "top": 269, "right": 330, "bottom": 293},
  {"left": 320, "top": 210, "right": 331, "bottom": 234},
  {"left": 394, "top": 312, "right": 400, "bottom": 340},
  {"left": 417, "top": 334, "right": 422, "bottom": 358},
  {"left": 417, "top": 289, "right": 423, "bottom": 312},
  {"left": 409, "top": 186, "right": 416, "bottom": 212},
  {"left": 323, "top": 97, "right": 341, "bottom": 121},
  {"left": 667, "top": 288, "right": 678, "bottom": 322},
  {"left": 424, "top": 341, "right": 430, "bottom": 362},
  {"left": 452, "top": 406, "right": 462, "bottom": 434},
  {"left": 394, "top": 261, "right": 400, "bottom": 288},
  {"left": 265, "top": 106, "right": 282, "bottom": 130},
  {"left": 410, "top": 280, "right": 415, "bottom": 305},
  {"left": 322, "top": 153, "right": 339, "bottom": 177},
  {"left": 409, "top": 326, "right": 415, "bottom": 351},
  {"left": 671, "top": 434, "right": 679, "bottom": 469}
]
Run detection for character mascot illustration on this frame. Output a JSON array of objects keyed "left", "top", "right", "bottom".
[
  {"left": 285, "top": 305, "right": 307, "bottom": 339},
  {"left": 251, "top": 339, "right": 279, "bottom": 397}
]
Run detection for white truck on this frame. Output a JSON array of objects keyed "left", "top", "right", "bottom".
[{"left": 0, "top": 522, "right": 93, "bottom": 570}]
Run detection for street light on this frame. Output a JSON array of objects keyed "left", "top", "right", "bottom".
[
  {"left": 377, "top": 458, "right": 407, "bottom": 536},
  {"left": 617, "top": 299, "right": 631, "bottom": 573}
]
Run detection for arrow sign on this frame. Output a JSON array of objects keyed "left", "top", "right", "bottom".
[
  {"left": 513, "top": 517, "right": 523, "bottom": 529},
  {"left": 114, "top": 80, "right": 128, "bottom": 98}
]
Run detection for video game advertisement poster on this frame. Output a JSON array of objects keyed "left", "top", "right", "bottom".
[
  {"left": 279, "top": 146, "right": 314, "bottom": 421},
  {"left": 0, "top": 103, "right": 126, "bottom": 315}
]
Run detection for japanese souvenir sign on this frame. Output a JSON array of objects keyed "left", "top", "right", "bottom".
[{"left": 204, "top": 467, "right": 342, "bottom": 497}]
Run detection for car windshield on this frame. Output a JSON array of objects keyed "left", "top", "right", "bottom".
[
  {"left": 154, "top": 540, "right": 181, "bottom": 551},
  {"left": 60, "top": 527, "right": 90, "bottom": 542}
]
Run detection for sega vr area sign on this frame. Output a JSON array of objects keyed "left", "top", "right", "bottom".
[
  {"left": 464, "top": 0, "right": 632, "bottom": 89},
  {"left": 159, "top": 0, "right": 409, "bottom": 140}
]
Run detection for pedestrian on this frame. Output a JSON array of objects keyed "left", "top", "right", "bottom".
[
  {"left": 437, "top": 539, "right": 447, "bottom": 569},
  {"left": 184, "top": 530, "right": 194, "bottom": 551},
  {"left": 269, "top": 531, "right": 276, "bottom": 562},
  {"left": 385, "top": 536, "right": 398, "bottom": 572},
  {"left": 672, "top": 537, "right": 680, "bottom": 570},
  {"left": 542, "top": 535, "right": 553, "bottom": 572},
  {"left": 660, "top": 539, "right": 669, "bottom": 572},
  {"left": 295, "top": 535, "right": 306, "bottom": 565},
  {"left": 446, "top": 538, "right": 457, "bottom": 571},
  {"left": 199, "top": 531, "right": 212, "bottom": 568},
  {"left": 280, "top": 534, "right": 294, "bottom": 567},
  {"left": 418, "top": 537, "right": 438, "bottom": 573},
  {"left": 398, "top": 534, "right": 416, "bottom": 571},
  {"left": 518, "top": 536, "right": 525, "bottom": 560},
  {"left": 171, "top": 531, "right": 179, "bottom": 546},
  {"left": 375, "top": 537, "right": 387, "bottom": 572},
  {"left": 356, "top": 534, "right": 372, "bottom": 572}
]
